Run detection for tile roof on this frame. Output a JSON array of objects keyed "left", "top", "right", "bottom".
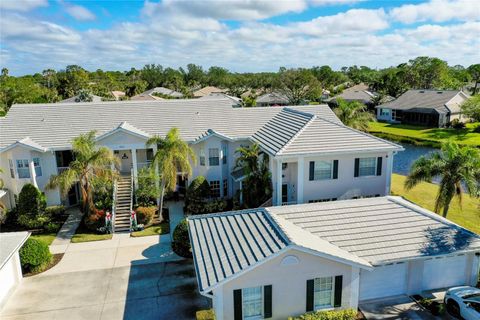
[
  {"left": 331, "top": 84, "right": 376, "bottom": 103},
  {"left": 256, "top": 92, "right": 289, "bottom": 104},
  {"left": 0, "top": 231, "right": 30, "bottom": 269},
  {"left": 60, "top": 94, "right": 103, "bottom": 103},
  {"left": 376, "top": 90, "right": 463, "bottom": 114},
  {"left": 193, "top": 86, "right": 225, "bottom": 97}
]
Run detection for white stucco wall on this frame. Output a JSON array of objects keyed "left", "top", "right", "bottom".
[
  {"left": 216, "top": 249, "right": 357, "bottom": 320},
  {"left": 0, "top": 251, "right": 23, "bottom": 309},
  {"left": 376, "top": 108, "right": 393, "bottom": 122}
]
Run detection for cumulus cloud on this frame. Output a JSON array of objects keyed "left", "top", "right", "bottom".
[
  {"left": 0, "top": 0, "right": 47, "bottom": 12},
  {"left": 390, "top": 0, "right": 480, "bottom": 24},
  {"left": 64, "top": 3, "right": 96, "bottom": 21}
]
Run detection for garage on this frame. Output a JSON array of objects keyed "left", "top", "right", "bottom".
[
  {"left": 359, "top": 262, "right": 408, "bottom": 301},
  {"left": 422, "top": 255, "right": 467, "bottom": 290}
]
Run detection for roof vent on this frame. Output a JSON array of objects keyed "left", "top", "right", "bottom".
[
  {"left": 437, "top": 91, "right": 443, "bottom": 94},
  {"left": 419, "top": 90, "right": 425, "bottom": 93}
]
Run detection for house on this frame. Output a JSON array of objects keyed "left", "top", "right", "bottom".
[
  {"left": 188, "top": 196, "right": 480, "bottom": 320},
  {"left": 130, "top": 87, "right": 183, "bottom": 100},
  {"left": 0, "top": 97, "right": 401, "bottom": 223},
  {"left": 111, "top": 91, "right": 126, "bottom": 101},
  {"left": 197, "top": 92, "right": 241, "bottom": 107},
  {"left": 256, "top": 92, "right": 289, "bottom": 107},
  {"left": 193, "top": 86, "right": 225, "bottom": 98},
  {"left": 0, "top": 232, "right": 30, "bottom": 309},
  {"left": 376, "top": 89, "right": 469, "bottom": 127},
  {"left": 60, "top": 94, "right": 103, "bottom": 103},
  {"left": 328, "top": 83, "right": 376, "bottom": 106}
]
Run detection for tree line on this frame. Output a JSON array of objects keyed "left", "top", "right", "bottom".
[{"left": 1, "top": 56, "right": 479, "bottom": 114}]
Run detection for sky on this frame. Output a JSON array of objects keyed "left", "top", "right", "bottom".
[{"left": 0, "top": 0, "right": 479, "bottom": 76}]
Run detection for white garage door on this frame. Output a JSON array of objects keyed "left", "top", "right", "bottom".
[
  {"left": 359, "top": 263, "right": 408, "bottom": 301},
  {"left": 422, "top": 255, "right": 467, "bottom": 291}
]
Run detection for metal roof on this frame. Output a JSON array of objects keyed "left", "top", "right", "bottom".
[
  {"left": 0, "top": 231, "right": 30, "bottom": 270},
  {"left": 376, "top": 90, "right": 464, "bottom": 114}
]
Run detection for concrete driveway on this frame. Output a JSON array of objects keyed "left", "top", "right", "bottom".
[{"left": 0, "top": 234, "right": 210, "bottom": 320}]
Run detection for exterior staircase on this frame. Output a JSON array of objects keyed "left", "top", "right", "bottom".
[{"left": 114, "top": 175, "right": 133, "bottom": 232}]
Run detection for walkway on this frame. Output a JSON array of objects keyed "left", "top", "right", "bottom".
[
  {"left": 167, "top": 201, "right": 185, "bottom": 240},
  {"left": 49, "top": 207, "right": 83, "bottom": 254}
]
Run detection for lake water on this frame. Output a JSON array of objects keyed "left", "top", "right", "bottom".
[{"left": 392, "top": 143, "right": 437, "bottom": 176}]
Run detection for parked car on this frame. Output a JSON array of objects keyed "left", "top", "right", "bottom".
[{"left": 444, "top": 286, "right": 480, "bottom": 319}]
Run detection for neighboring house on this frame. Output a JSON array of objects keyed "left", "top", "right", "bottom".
[
  {"left": 111, "top": 91, "right": 126, "bottom": 101},
  {"left": 376, "top": 89, "right": 470, "bottom": 127},
  {"left": 256, "top": 92, "right": 289, "bottom": 107},
  {"left": 193, "top": 86, "right": 225, "bottom": 98},
  {"left": 328, "top": 83, "right": 376, "bottom": 106},
  {"left": 0, "top": 97, "right": 401, "bottom": 209},
  {"left": 0, "top": 232, "right": 30, "bottom": 309},
  {"left": 188, "top": 196, "right": 480, "bottom": 320},
  {"left": 198, "top": 93, "right": 241, "bottom": 107},
  {"left": 130, "top": 87, "right": 183, "bottom": 100},
  {"left": 60, "top": 94, "right": 103, "bottom": 103}
]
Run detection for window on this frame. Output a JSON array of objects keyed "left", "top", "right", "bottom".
[
  {"left": 210, "top": 180, "right": 220, "bottom": 198},
  {"left": 146, "top": 149, "right": 154, "bottom": 162},
  {"left": 222, "top": 144, "right": 227, "bottom": 165},
  {"left": 242, "top": 286, "right": 263, "bottom": 320},
  {"left": 199, "top": 149, "right": 206, "bottom": 166},
  {"left": 358, "top": 157, "right": 376, "bottom": 177},
  {"left": 209, "top": 148, "right": 219, "bottom": 166},
  {"left": 314, "top": 277, "right": 333, "bottom": 310},
  {"left": 380, "top": 108, "right": 390, "bottom": 116},
  {"left": 313, "top": 161, "right": 333, "bottom": 180},
  {"left": 223, "top": 179, "right": 228, "bottom": 197},
  {"left": 8, "top": 159, "right": 15, "bottom": 178},
  {"left": 33, "top": 157, "right": 42, "bottom": 177},
  {"left": 308, "top": 198, "right": 337, "bottom": 203},
  {"left": 16, "top": 159, "right": 30, "bottom": 179}
]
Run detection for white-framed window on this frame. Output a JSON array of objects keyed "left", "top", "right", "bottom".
[
  {"left": 242, "top": 286, "right": 263, "bottom": 320},
  {"left": 8, "top": 159, "right": 15, "bottom": 178},
  {"left": 314, "top": 277, "right": 334, "bottom": 310},
  {"left": 33, "top": 157, "right": 42, "bottom": 177},
  {"left": 16, "top": 159, "right": 30, "bottom": 179},
  {"left": 358, "top": 157, "right": 376, "bottom": 177},
  {"left": 380, "top": 108, "right": 390, "bottom": 116},
  {"left": 210, "top": 180, "right": 220, "bottom": 198},
  {"left": 222, "top": 144, "right": 227, "bottom": 165},
  {"left": 314, "top": 160, "right": 333, "bottom": 180},
  {"left": 209, "top": 148, "right": 219, "bottom": 166},
  {"left": 199, "top": 149, "right": 206, "bottom": 166}
]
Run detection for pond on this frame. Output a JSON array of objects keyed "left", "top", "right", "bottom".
[{"left": 392, "top": 143, "right": 438, "bottom": 176}]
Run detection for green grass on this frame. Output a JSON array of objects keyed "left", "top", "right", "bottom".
[
  {"left": 368, "top": 122, "right": 480, "bottom": 147},
  {"left": 391, "top": 174, "right": 480, "bottom": 234},
  {"left": 71, "top": 223, "right": 113, "bottom": 243},
  {"left": 30, "top": 233, "right": 57, "bottom": 246},
  {"left": 131, "top": 222, "right": 170, "bottom": 237}
]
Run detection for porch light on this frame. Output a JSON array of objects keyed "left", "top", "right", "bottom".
[{"left": 122, "top": 153, "right": 129, "bottom": 159}]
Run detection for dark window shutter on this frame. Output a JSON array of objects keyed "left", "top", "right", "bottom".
[
  {"left": 264, "top": 285, "right": 272, "bottom": 318},
  {"left": 333, "top": 160, "right": 339, "bottom": 179},
  {"left": 306, "top": 279, "right": 314, "bottom": 312},
  {"left": 354, "top": 158, "right": 360, "bottom": 177},
  {"left": 334, "top": 275, "right": 343, "bottom": 307},
  {"left": 309, "top": 161, "right": 315, "bottom": 181},
  {"left": 376, "top": 157, "right": 382, "bottom": 176},
  {"left": 233, "top": 289, "right": 242, "bottom": 320}
]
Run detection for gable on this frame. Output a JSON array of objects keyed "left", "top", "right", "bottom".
[{"left": 96, "top": 129, "right": 149, "bottom": 146}]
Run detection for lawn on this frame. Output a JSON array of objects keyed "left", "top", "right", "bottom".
[
  {"left": 30, "top": 232, "right": 58, "bottom": 246},
  {"left": 71, "top": 223, "right": 113, "bottom": 243},
  {"left": 391, "top": 174, "right": 480, "bottom": 234},
  {"left": 368, "top": 122, "right": 480, "bottom": 147},
  {"left": 131, "top": 221, "right": 170, "bottom": 237}
]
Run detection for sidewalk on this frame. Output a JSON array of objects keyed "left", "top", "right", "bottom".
[
  {"left": 49, "top": 207, "right": 83, "bottom": 254},
  {"left": 166, "top": 201, "right": 185, "bottom": 240}
]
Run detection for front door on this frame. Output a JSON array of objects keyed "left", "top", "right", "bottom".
[
  {"left": 282, "top": 184, "right": 288, "bottom": 203},
  {"left": 67, "top": 183, "right": 80, "bottom": 206},
  {"left": 117, "top": 150, "right": 132, "bottom": 174}
]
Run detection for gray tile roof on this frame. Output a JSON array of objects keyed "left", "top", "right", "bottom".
[
  {"left": 376, "top": 90, "right": 463, "bottom": 114},
  {"left": 188, "top": 209, "right": 288, "bottom": 292},
  {"left": 60, "top": 94, "right": 103, "bottom": 103},
  {"left": 251, "top": 108, "right": 314, "bottom": 155},
  {"left": 0, "top": 231, "right": 30, "bottom": 269},
  {"left": 331, "top": 84, "right": 376, "bottom": 103},
  {"left": 0, "top": 98, "right": 340, "bottom": 151},
  {"left": 142, "top": 87, "right": 184, "bottom": 98},
  {"left": 256, "top": 92, "right": 289, "bottom": 104},
  {"left": 269, "top": 196, "right": 480, "bottom": 265}
]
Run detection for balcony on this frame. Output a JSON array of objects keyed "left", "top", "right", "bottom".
[{"left": 57, "top": 167, "right": 69, "bottom": 174}]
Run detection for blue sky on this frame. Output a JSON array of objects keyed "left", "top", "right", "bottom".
[{"left": 1, "top": 0, "right": 479, "bottom": 75}]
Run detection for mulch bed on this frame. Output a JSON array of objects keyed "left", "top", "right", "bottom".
[{"left": 23, "top": 253, "right": 64, "bottom": 277}]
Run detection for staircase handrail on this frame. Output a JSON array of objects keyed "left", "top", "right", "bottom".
[
  {"left": 110, "top": 177, "right": 118, "bottom": 233},
  {"left": 130, "top": 168, "right": 137, "bottom": 231}
]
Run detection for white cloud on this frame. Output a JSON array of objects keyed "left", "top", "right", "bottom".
[
  {"left": 0, "top": 0, "right": 47, "bottom": 12},
  {"left": 390, "top": 0, "right": 480, "bottom": 24},
  {"left": 64, "top": 3, "right": 96, "bottom": 21}
]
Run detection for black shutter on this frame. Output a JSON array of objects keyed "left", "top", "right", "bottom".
[
  {"left": 233, "top": 289, "right": 242, "bottom": 320},
  {"left": 309, "top": 161, "right": 315, "bottom": 181},
  {"left": 354, "top": 158, "right": 360, "bottom": 177},
  {"left": 333, "top": 160, "right": 339, "bottom": 179},
  {"left": 334, "top": 275, "right": 343, "bottom": 307},
  {"left": 376, "top": 157, "right": 382, "bottom": 176},
  {"left": 306, "top": 279, "right": 314, "bottom": 312},
  {"left": 264, "top": 285, "right": 272, "bottom": 318}
]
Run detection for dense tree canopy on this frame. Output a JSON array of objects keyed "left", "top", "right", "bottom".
[{"left": 1, "top": 56, "right": 476, "bottom": 115}]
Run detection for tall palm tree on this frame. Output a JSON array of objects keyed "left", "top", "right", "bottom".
[
  {"left": 333, "top": 98, "right": 375, "bottom": 131},
  {"left": 405, "top": 141, "right": 480, "bottom": 217},
  {"left": 146, "top": 128, "right": 195, "bottom": 220},
  {"left": 46, "top": 131, "right": 118, "bottom": 214}
]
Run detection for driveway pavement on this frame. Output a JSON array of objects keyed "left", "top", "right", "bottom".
[{"left": 0, "top": 233, "right": 210, "bottom": 320}]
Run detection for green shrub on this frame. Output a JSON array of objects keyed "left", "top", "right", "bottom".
[
  {"left": 135, "top": 206, "right": 156, "bottom": 226},
  {"left": 196, "top": 309, "right": 215, "bottom": 320},
  {"left": 45, "top": 205, "right": 66, "bottom": 218},
  {"left": 289, "top": 309, "right": 357, "bottom": 320},
  {"left": 136, "top": 168, "right": 159, "bottom": 207},
  {"left": 185, "top": 176, "right": 211, "bottom": 213},
  {"left": 17, "top": 184, "right": 47, "bottom": 228},
  {"left": 44, "top": 222, "right": 61, "bottom": 233},
  {"left": 19, "top": 238, "right": 52, "bottom": 273},
  {"left": 204, "top": 199, "right": 227, "bottom": 214},
  {"left": 172, "top": 218, "right": 192, "bottom": 258},
  {"left": 17, "top": 213, "right": 51, "bottom": 229}
]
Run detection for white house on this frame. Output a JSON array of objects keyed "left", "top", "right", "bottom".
[
  {"left": 0, "top": 232, "right": 30, "bottom": 309},
  {"left": 188, "top": 196, "right": 480, "bottom": 320},
  {"left": 0, "top": 97, "right": 401, "bottom": 229}
]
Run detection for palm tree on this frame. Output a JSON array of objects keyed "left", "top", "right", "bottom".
[
  {"left": 405, "top": 141, "right": 480, "bottom": 217},
  {"left": 46, "top": 131, "right": 118, "bottom": 214},
  {"left": 146, "top": 128, "right": 195, "bottom": 220},
  {"left": 333, "top": 98, "right": 375, "bottom": 131}
]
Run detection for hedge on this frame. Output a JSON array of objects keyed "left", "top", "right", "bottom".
[
  {"left": 289, "top": 309, "right": 357, "bottom": 320},
  {"left": 172, "top": 218, "right": 192, "bottom": 258},
  {"left": 19, "top": 238, "right": 53, "bottom": 273},
  {"left": 135, "top": 206, "right": 156, "bottom": 226}
]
